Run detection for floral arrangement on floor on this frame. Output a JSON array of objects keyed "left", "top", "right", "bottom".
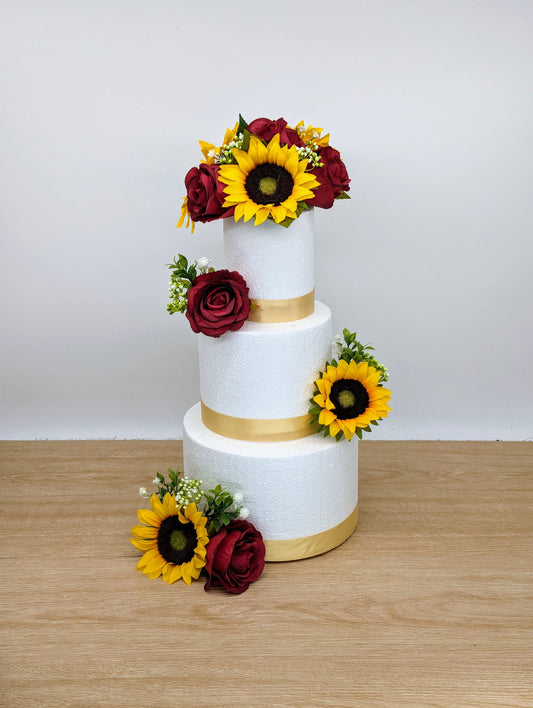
[
  {"left": 309, "top": 330, "right": 392, "bottom": 441},
  {"left": 166, "top": 254, "right": 251, "bottom": 337},
  {"left": 131, "top": 469, "right": 265, "bottom": 594},
  {"left": 177, "top": 115, "right": 350, "bottom": 231}
]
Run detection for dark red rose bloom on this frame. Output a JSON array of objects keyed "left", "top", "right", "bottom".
[
  {"left": 186, "top": 270, "right": 251, "bottom": 338},
  {"left": 185, "top": 163, "right": 234, "bottom": 223},
  {"left": 247, "top": 117, "right": 304, "bottom": 148},
  {"left": 307, "top": 146, "right": 351, "bottom": 209},
  {"left": 204, "top": 519, "right": 265, "bottom": 594}
]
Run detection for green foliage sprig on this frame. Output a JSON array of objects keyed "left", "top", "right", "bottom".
[
  {"left": 203, "top": 484, "right": 242, "bottom": 535},
  {"left": 145, "top": 469, "right": 243, "bottom": 537},
  {"left": 336, "top": 329, "right": 389, "bottom": 382},
  {"left": 166, "top": 254, "right": 213, "bottom": 315}
]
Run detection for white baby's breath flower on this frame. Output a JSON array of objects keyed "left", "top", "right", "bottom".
[
  {"left": 239, "top": 507, "right": 250, "bottom": 520},
  {"left": 138, "top": 486, "right": 149, "bottom": 498},
  {"left": 233, "top": 491, "right": 244, "bottom": 504},
  {"left": 196, "top": 256, "right": 212, "bottom": 271}
]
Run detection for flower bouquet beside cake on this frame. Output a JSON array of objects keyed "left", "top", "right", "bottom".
[{"left": 132, "top": 115, "right": 391, "bottom": 594}]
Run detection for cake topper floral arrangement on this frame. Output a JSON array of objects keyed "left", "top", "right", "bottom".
[
  {"left": 177, "top": 115, "right": 350, "bottom": 231},
  {"left": 132, "top": 469, "right": 265, "bottom": 594}
]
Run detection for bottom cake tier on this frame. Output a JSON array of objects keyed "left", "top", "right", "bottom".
[{"left": 183, "top": 402, "right": 358, "bottom": 562}]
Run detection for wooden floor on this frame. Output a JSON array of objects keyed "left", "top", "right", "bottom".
[{"left": 0, "top": 441, "right": 531, "bottom": 708}]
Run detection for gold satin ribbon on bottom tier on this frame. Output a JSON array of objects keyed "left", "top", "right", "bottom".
[
  {"left": 248, "top": 288, "right": 315, "bottom": 323},
  {"left": 264, "top": 505, "right": 359, "bottom": 562},
  {"left": 201, "top": 402, "right": 317, "bottom": 442}
]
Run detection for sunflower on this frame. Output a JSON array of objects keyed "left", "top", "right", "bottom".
[
  {"left": 218, "top": 134, "right": 320, "bottom": 226},
  {"left": 294, "top": 120, "right": 330, "bottom": 147},
  {"left": 199, "top": 122, "right": 239, "bottom": 164},
  {"left": 311, "top": 359, "right": 392, "bottom": 441},
  {"left": 131, "top": 493, "right": 209, "bottom": 585}
]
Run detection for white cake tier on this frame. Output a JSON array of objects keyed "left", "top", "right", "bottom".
[
  {"left": 198, "top": 301, "right": 332, "bottom": 429},
  {"left": 183, "top": 402, "right": 358, "bottom": 561},
  {"left": 224, "top": 208, "right": 315, "bottom": 301}
]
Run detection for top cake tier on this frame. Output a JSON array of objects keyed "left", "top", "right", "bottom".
[{"left": 223, "top": 208, "right": 315, "bottom": 306}]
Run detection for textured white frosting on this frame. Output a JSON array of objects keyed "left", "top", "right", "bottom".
[
  {"left": 223, "top": 208, "right": 315, "bottom": 300},
  {"left": 183, "top": 402, "right": 358, "bottom": 541},
  {"left": 198, "top": 301, "right": 331, "bottom": 419}
]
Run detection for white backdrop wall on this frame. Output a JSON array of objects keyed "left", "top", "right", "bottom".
[{"left": 1, "top": 0, "right": 532, "bottom": 440}]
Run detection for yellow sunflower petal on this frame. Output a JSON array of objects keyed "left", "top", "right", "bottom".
[
  {"left": 270, "top": 205, "right": 288, "bottom": 223},
  {"left": 254, "top": 208, "right": 271, "bottom": 226},
  {"left": 329, "top": 419, "right": 341, "bottom": 437},
  {"left": 137, "top": 508, "right": 160, "bottom": 527},
  {"left": 130, "top": 537, "right": 158, "bottom": 552},
  {"left": 150, "top": 494, "right": 167, "bottom": 519},
  {"left": 180, "top": 562, "right": 193, "bottom": 586},
  {"left": 130, "top": 524, "right": 158, "bottom": 539},
  {"left": 319, "top": 408, "right": 337, "bottom": 426},
  {"left": 234, "top": 202, "right": 246, "bottom": 221},
  {"left": 232, "top": 148, "right": 257, "bottom": 175},
  {"left": 313, "top": 393, "right": 326, "bottom": 407},
  {"left": 244, "top": 199, "right": 259, "bottom": 222},
  {"left": 316, "top": 378, "right": 331, "bottom": 397},
  {"left": 249, "top": 135, "right": 269, "bottom": 163},
  {"left": 338, "top": 421, "right": 354, "bottom": 441}
]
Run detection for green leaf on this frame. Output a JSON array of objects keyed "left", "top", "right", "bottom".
[
  {"left": 237, "top": 114, "right": 248, "bottom": 134},
  {"left": 336, "top": 192, "right": 351, "bottom": 200},
  {"left": 241, "top": 129, "right": 251, "bottom": 153}
]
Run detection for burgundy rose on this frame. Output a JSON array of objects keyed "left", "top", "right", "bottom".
[
  {"left": 186, "top": 270, "right": 251, "bottom": 338},
  {"left": 185, "top": 163, "right": 234, "bottom": 223},
  {"left": 247, "top": 117, "right": 304, "bottom": 148},
  {"left": 308, "top": 146, "right": 351, "bottom": 209},
  {"left": 204, "top": 519, "right": 265, "bottom": 594}
]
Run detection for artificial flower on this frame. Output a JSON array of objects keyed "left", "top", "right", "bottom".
[
  {"left": 177, "top": 196, "right": 195, "bottom": 234},
  {"left": 183, "top": 163, "right": 234, "bottom": 225},
  {"left": 218, "top": 134, "right": 319, "bottom": 226},
  {"left": 204, "top": 519, "right": 265, "bottom": 594},
  {"left": 294, "top": 120, "right": 330, "bottom": 147},
  {"left": 130, "top": 493, "right": 209, "bottom": 585},
  {"left": 312, "top": 359, "right": 391, "bottom": 441},
  {"left": 308, "top": 146, "right": 350, "bottom": 209},
  {"left": 186, "top": 269, "right": 251, "bottom": 337},
  {"left": 199, "top": 122, "right": 239, "bottom": 164},
  {"left": 247, "top": 117, "right": 304, "bottom": 147}
]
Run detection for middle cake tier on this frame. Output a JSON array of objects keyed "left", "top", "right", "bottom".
[{"left": 198, "top": 300, "right": 332, "bottom": 441}]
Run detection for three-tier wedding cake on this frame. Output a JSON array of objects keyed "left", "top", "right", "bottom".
[{"left": 171, "top": 115, "right": 391, "bottom": 563}]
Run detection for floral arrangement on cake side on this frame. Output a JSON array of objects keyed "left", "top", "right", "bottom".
[
  {"left": 309, "top": 330, "right": 392, "bottom": 441},
  {"left": 177, "top": 115, "right": 350, "bottom": 231},
  {"left": 132, "top": 469, "right": 265, "bottom": 594},
  {"left": 166, "top": 253, "right": 252, "bottom": 337}
]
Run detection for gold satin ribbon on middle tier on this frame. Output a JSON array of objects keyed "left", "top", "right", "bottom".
[
  {"left": 201, "top": 402, "right": 317, "bottom": 442},
  {"left": 248, "top": 288, "right": 315, "bottom": 323}
]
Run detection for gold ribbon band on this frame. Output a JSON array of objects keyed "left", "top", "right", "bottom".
[
  {"left": 248, "top": 288, "right": 315, "bottom": 323},
  {"left": 264, "top": 505, "right": 359, "bottom": 562},
  {"left": 201, "top": 402, "right": 317, "bottom": 442}
]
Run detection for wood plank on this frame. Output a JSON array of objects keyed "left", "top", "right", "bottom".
[{"left": 0, "top": 441, "right": 531, "bottom": 707}]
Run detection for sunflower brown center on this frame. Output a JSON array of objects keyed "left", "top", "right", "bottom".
[
  {"left": 330, "top": 379, "right": 369, "bottom": 420},
  {"left": 158, "top": 515, "right": 197, "bottom": 565},
  {"left": 245, "top": 163, "right": 294, "bottom": 205}
]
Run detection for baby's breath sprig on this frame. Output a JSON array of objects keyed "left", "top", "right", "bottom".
[
  {"left": 296, "top": 144, "right": 322, "bottom": 169},
  {"left": 166, "top": 254, "right": 213, "bottom": 315},
  {"left": 153, "top": 468, "right": 202, "bottom": 507},
  {"left": 336, "top": 329, "right": 389, "bottom": 383},
  {"left": 216, "top": 132, "right": 245, "bottom": 164}
]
